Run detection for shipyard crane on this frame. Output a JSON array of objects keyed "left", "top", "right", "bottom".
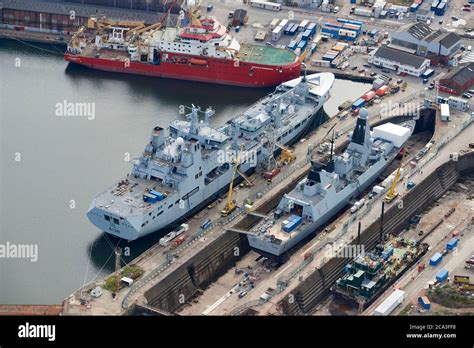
[
  {"left": 221, "top": 158, "right": 239, "bottom": 217},
  {"left": 221, "top": 145, "right": 245, "bottom": 217},
  {"left": 384, "top": 151, "right": 406, "bottom": 203}
]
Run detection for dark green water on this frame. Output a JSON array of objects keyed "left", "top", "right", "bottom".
[{"left": 0, "top": 40, "right": 369, "bottom": 304}]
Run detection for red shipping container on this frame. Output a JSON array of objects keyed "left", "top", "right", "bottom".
[
  {"left": 376, "top": 85, "right": 390, "bottom": 96},
  {"left": 362, "top": 91, "right": 376, "bottom": 101}
]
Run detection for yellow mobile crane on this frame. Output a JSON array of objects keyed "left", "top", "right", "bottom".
[
  {"left": 384, "top": 151, "right": 406, "bottom": 203},
  {"left": 221, "top": 159, "right": 239, "bottom": 217}
]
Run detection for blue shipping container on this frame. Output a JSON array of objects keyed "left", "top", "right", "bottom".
[
  {"left": 430, "top": 252, "right": 443, "bottom": 266},
  {"left": 410, "top": 3, "right": 419, "bottom": 12},
  {"left": 143, "top": 193, "right": 159, "bottom": 203},
  {"left": 431, "top": 0, "right": 439, "bottom": 10},
  {"left": 297, "top": 40, "right": 307, "bottom": 50},
  {"left": 418, "top": 296, "right": 431, "bottom": 310},
  {"left": 352, "top": 98, "right": 366, "bottom": 110},
  {"left": 150, "top": 190, "right": 166, "bottom": 201},
  {"left": 302, "top": 29, "right": 312, "bottom": 40},
  {"left": 287, "top": 40, "right": 297, "bottom": 50},
  {"left": 307, "top": 23, "right": 317, "bottom": 34},
  {"left": 447, "top": 238, "right": 458, "bottom": 250},
  {"left": 436, "top": 268, "right": 449, "bottom": 282},
  {"left": 324, "top": 22, "right": 343, "bottom": 29}
]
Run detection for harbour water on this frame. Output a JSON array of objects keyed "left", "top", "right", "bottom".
[{"left": 0, "top": 40, "right": 370, "bottom": 304}]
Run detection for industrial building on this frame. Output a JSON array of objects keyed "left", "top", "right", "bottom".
[
  {"left": 439, "top": 63, "right": 474, "bottom": 96},
  {"left": 368, "top": 46, "right": 431, "bottom": 77},
  {"left": 0, "top": 0, "right": 174, "bottom": 33},
  {"left": 390, "top": 22, "right": 461, "bottom": 64}
]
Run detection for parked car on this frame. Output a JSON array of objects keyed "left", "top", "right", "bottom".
[
  {"left": 228, "top": 12, "right": 233, "bottom": 18},
  {"left": 351, "top": 65, "right": 358, "bottom": 70},
  {"left": 207, "top": 4, "right": 213, "bottom": 11}
]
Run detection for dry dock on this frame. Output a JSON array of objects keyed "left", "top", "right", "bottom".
[{"left": 63, "top": 81, "right": 473, "bottom": 315}]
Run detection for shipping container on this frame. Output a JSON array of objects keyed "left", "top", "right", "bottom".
[
  {"left": 271, "top": 25, "right": 284, "bottom": 41},
  {"left": 143, "top": 193, "right": 159, "bottom": 203},
  {"left": 270, "top": 18, "right": 280, "bottom": 29},
  {"left": 289, "top": 24, "right": 298, "bottom": 35},
  {"left": 287, "top": 40, "right": 298, "bottom": 50},
  {"left": 431, "top": 0, "right": 439, "bottom": 11},
  {"left": 298, "top": 19, "right": 309, "bottom": 31},
  {"left": 150, "top": 190, "right": 166, "bottom": 201},
  {"left": 200, "top": 218, "right": 211, "bottom": 229},
  {"left": 302, "top": 29, "right": 313, "bottom": 40},
  {"left": 352, "top": 98, "right": 366, "bottom": 110},
  {"left": 410, "top": 3, "right": 419, "bottom": 12},
  {"left": 250, "top": 0, "right": 281, "bottom": 11},
  {"left": 418, "top": 296, "right": 431, "bottom": 310},
  {"left": 362, "top": 91, "right": 376, "bottom": 101},
  {"left": 436, "top": 268, "right": 449, "bottom": 282},
  {"left": 307, "top": 22, "right": 317, "bottom": 35},
  {"left": 374, "top": 289, "right": 405, "bottom": 316},
  {"left": 354, "top": 7, "right": 373, "bottom": 17},
  {"left": 435, "top": 2, "right": 446, "bottom": 16},
  {"left": 279, "top": 19, "right": 289, "bottom": 28},
  {"left": 429, "top": 252, "right": 443, "bottom": 266},
  {"left": 284, "top": 23, "right": 294, "bottom": 35},
  {"left": 376, "top": 85, "right": 390, "bottom": 96},
  {"left": 447, "top": 238, "right": 458, "bottom": 250},
  {"left": 297, "top": 40, "right": 307, "bottom": 51}
]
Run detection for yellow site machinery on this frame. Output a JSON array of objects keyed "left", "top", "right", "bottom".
[
  {"left": 384, "top": 151, "right": 406, "bottom": 203},
  {"left": 275, "top": 143, "right": 296, "bottom": 166},
  {"left": 221, "top": 160, "right": 239, "bottom": 217}
]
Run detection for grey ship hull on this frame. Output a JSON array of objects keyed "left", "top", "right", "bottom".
[
  {"left": 87, "top": 106, "right": 327, "bottom": 240},
  {"left": 248, "top": 151, "right": 397, "bottom": 257}
]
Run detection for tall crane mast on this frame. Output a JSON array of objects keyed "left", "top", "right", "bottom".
[{"left": 384, "top": 150, "right": 406, "bottom": 203}]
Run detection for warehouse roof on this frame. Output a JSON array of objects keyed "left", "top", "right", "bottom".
[
  {"left": 374, "top": 46, "right": 428, "bottom": 69},
  {"left": 439, "top": 32, "right": 460, "bottom": 48},
  {"left": 441, "top": 62, "right": 474, "bottom": 87},
  {"left": 406, "top": 22, "right": 433, "bottom": 40},
  {"left": 0, "top": 0, "right": 176, "bottom": 23}
]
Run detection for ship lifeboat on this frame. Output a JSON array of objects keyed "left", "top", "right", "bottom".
[
  {"left": 190, "top": 58, "right": 208, "bottom": 66},
  {"left": 174, "top": 57, "right": 189, "bottom": 64}
]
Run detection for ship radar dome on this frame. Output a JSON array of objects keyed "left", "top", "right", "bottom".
[
  {"left": 176, "top": 137, "right": 185, "bottom": 146},
  {"left": 359, "top": 108, "right": 368, "bottom": 120}
]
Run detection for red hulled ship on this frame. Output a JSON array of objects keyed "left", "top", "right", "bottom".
[{"left": 65, "top": 14, "right": 301, "bottom": 87}]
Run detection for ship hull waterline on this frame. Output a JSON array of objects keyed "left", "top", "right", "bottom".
[{"left": 64, "top": 53, "right": 301, "bottom": 88}]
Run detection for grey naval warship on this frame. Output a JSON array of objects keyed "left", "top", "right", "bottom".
[
  {"left": 87, "top": 72, "right": 335, "bottom": 240},
  {"left": 247, "top": 108, "right": 414, "bottom": 257}
]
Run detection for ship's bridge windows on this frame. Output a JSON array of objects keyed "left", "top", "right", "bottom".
[
  {"left": 104, "top": 215, "right": 110, "bottom": 221},
  {"left": 113, "top": 218, "right": 119, "bottom": 225}
]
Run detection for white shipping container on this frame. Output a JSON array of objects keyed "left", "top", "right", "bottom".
[
  {"left": 279, "top": 19, "right": 289, "bottom": 29},
  {"left": 354, "top": 7, "right": 373, "bottom": 17},
  {"left": 372, "top": 122, "right": 411, "bottom": 148},
  {"left": 272, "top": 25, "right": 284, "bottom": 41},
  {"left": 270, "top": 18, "right": 280, "bottom": 29},
  {"left": 440, "top": 103, "right": 450, "bottom": 121},
  {"left": 372, "top": 185, "right": 384, "bottom": 194},
  {"left": 374, "top": 289, "right": 405, "bottom": 316},
  {"left": 311, "top": 59, "right": 330, "bottom": 67}
]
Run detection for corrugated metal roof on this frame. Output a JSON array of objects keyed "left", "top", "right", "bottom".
[
  {"left": 406, "top": 22, "right": 433, "bottom": 40},
  {"left": 0, "top": 0, "right": 176, "bottom": 23},
  {"left": 374, "top": 46, "right": 428, "bottom": 69}
]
